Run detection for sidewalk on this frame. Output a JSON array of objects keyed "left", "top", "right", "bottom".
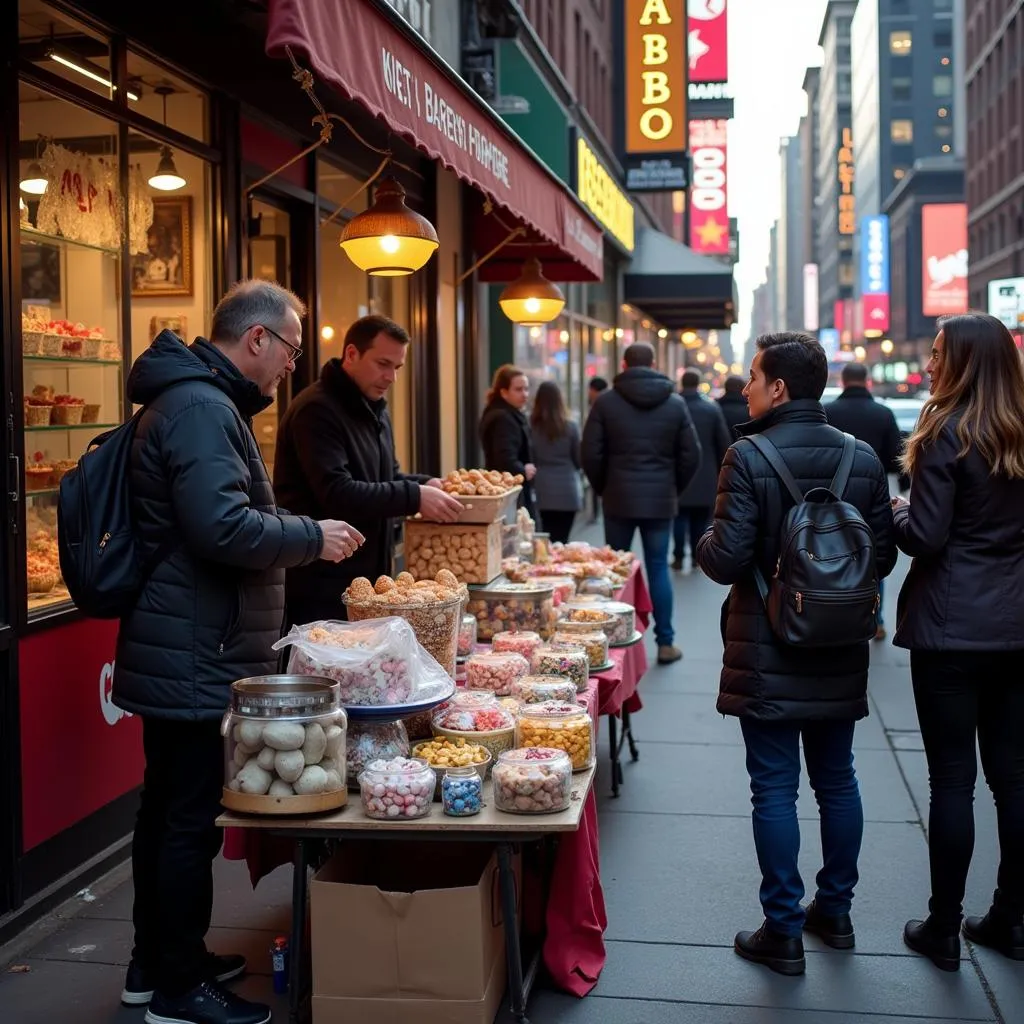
[{"left": 2, "top": 545, "right": 1023, "bottom": 1023}]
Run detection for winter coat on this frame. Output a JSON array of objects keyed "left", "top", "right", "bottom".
[
  {"left": 824, "top": 386, "right": 903, "bottom": 474},
  {"left": 479, "top": 397, "right": 536, "bottom": 516},
  {"left": 274, "top": 360, "right": 430, "bottom": 619},
  {"left": 695, "top": 400, "right": 897, "bottom": 722},
  {"left": 114, "top": 333, "right": 323, "bottom": 721},
  {"left": 678, "top": 390, "right": 732, "bottom": 509},
  {"left": 717, "top": 392, "right": 749, "bottom": 436},
  {"left": 581, "top": 368, "right": 701, "bottom": 521},
  {"left": 531, "top": 420, "right": 583, "bottom": 512},
  {"left": 893, "top": 412, "right": 1024, "bottom": 651}
]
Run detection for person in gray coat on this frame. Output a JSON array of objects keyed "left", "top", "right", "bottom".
[
  {"left": 673, "top": 369, "right": 732, "bottom": 569},
  {"left": 530, "top": 381, "right": 583, "bottom": 543}
]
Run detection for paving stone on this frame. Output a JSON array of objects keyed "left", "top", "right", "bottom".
[{"left": 968, "top": 947, "right": 1024, "bottom": 1024}]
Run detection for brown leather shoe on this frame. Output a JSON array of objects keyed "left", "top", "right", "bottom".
[{"left": 657, "top": 645, "right": 683, "bottom": 664}]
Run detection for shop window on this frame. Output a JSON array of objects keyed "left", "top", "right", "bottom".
[
  {"left": 889, "top": 31, "right": 912, "bottom": 56},
  {"left": 371, "top": 276, "right": 413, "bottom": 470},
  {"left": 891, "top": 119, "right": 914, "bottom": 143},
  {"left": 126, "top": 53, "right": 209, "bottom": 144}
]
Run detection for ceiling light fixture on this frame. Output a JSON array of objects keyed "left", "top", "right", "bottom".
[
  {"left": 20, "top": 160, "right": 47, "bottom": 195},
  {"left": 48, "top": 50, "right": 139, "bottom": 100},
  {"left": 498, "top": 258, "right": 566, "bottom": 325},
  {"left": 148, "top": 86, "right": 186, "bottom": 191}
]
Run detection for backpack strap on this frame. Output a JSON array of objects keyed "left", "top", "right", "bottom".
[
  {"left": 829, "top": 433, "right": 857, "bottom": 499},
  {"left": 744, "top": 435, "right": 805, "bottom": 505}
]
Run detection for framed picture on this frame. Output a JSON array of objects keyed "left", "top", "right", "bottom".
[
  {"left": 21, "top": 241, "right": 62, "bottom": 303},
  {"left": 149, "top": 315, "right": 187, "bottom": 340},
  {"left": 132, "top": 197, "right": 193, "bottom": 297}
]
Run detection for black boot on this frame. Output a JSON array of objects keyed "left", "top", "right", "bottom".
[
  {"left": 803, "top": 899, "right": 855, "bottom": 949},
  {"left": 963, "top": 911, "right": 1024, "bottom": 961},
  {"left": 734, "top": 923, "right": 806, "bottom": 976},
  {"left": 903, "top": 918, "right": 961, "bottom": 972}
]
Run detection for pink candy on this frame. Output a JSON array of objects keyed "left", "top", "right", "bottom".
[
  {"left": 492, "top": 631, "right": 542, "bottom": 662},
  {"left": 465, "top": 652, "right": 529, "bottom": 696},
  {"left": 358, "top": 756, "right": 435, "bottom": 820}
]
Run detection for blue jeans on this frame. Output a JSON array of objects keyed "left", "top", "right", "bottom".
[
  {"left": 673, "top": 506, "right": 711, "bottom": 562},
  {"left": 739, "top": 718, "right": 864, "bottom": 938},
  {"left": 877, "top": 578, "right": 885, "bottom": 627},
  {"left": 604, "top": 516, "right": 674, "bottom": 646}
]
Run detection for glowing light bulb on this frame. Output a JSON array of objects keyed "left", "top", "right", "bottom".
[
  {"left": 525, "top": 297, "right": 541, "bottom": 315},
  {"left": 379, "top": 234, "right": 401, "bottom": 254},
  {"left": 321, "top": 325, "right": 335, "bottom": 341}
]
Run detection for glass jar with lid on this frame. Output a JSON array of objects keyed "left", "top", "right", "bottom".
[
  {"left": 552, "top": 628, "right": 609, "bottom": 670},
  {"left": 457, "top": 613, "right": 478, "bottom": 658},
  {"left": 465, "top": 651, "right": 530, "bottom": 696},
  {"left": 530, "top": 575, "right": 577, "bottom": 605},
  {"left": 431, "top": 690, "right": 516, "bottom": 761},
  {"left": 511, "top": 674, "right": 578, "bottom": 705},
  {"left": 514, "top": 701, "right": 595, "bottom": 771},
  {"left": 221, "top": 675, "right": 348, "bottom": 814},
  {"left": 358, "top": 756, "right": 435, "bottom": 819},
  {"left": 578, "top": 576, "right": 615, "bottom": 597},
  {"left": 493, "top": 747, "right": 573, "bottom": 813},
  {"left": 491, "top": 629, "right": 542, "bottom": 662},
  {"left": 465, "top": 581, "right": 557, "bottom": 641},
  {"left": 441, "top": 765, "right": 484, "bottom": 816},
  {"left": 531, "top": 643, "right": 589, "bottom": 693}
]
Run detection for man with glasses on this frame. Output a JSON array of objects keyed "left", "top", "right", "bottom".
[{"left": 275, "top": 314, "right": 463, "bottom": 626}]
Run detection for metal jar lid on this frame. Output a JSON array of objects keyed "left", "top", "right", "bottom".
[{"left": 230, "top": 675, "right": 340, "bottom": 718}]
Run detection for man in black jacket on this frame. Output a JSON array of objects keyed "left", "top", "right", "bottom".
[
  {"left": 696, "top": 332, "right": 896, "bottom": 977},
  {"left": 116, "top": 281, "right": 361, "bottom": 1024},
  {"left": 274, "top": 315, "right": 463, "bottom": 624},
  {"left": 717, "top": 374, "right": 749, "bottom": 435},
  {"left": 582, "top": 343, "right": 701, "bottom": 664},
  {"left": 824, "top": 362, "right": 903, "bottom": 639}
]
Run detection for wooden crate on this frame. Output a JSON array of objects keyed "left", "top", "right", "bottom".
[{"left": 404, "top": 519, "right": 503, "bottom": 585}]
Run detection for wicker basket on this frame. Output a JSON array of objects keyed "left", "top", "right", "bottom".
[
  {"left": 81, "top": 404, "right": 101, "bottom": 424},
  {"left": 22, "top": 332, "right": 43, "bottom": 355},
  {"left": 25, "top": 404, "right": 52, "bottom": 427},
  {"left": 82, "top": 339, "right": 102, "bottom": 359},
  {"left": 61, "top": 339, "right": 84, "bottom": 358},
  {"left": 51, "top": 404, "right": 84, "bottom": 425},
  {"left": 27, "top": 570, "right": 59, "bottom": 594},
  {"left": 40, "top": 334, "right": 63, "bottom": 356}
]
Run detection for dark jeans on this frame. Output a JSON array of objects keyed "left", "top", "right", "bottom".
[
  {"left": 740, "top": 717, "right": 864, "bottom": 938},
  {"left": 540, "top": 509, "right": 576, "bottom": 545},
  {"left": 604, "top": 516, "right": 673, "bottom": 646},
  {"left": 132, "top": 718, "right": 225, "bottom": 995},
  {"left": 673, "top": 506, "right": 711, "bottom": 562},
  {"left": 911, "top": 650, "right": 1024, "bottom": 930}
]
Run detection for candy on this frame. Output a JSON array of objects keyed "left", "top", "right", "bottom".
[
  {"left": 466, "top": 582, "right": 558, "bottom": 641},
  {"left": 458, "top": 614, "right": 478, "bottom": 658},
  {"left": 431, "top": 691, "right": 516, "bottom": 761},
  {"left": 552, "top": 629, "right": 609, "bottom": 669},
  {"left": 491, "top": 630, "right": 542, "bottom": 661},
  {"left": 441, "top": 768, "right": 484, "bottom": 816},
  {"left": 358, "top": 757, "right": 435, "bottom": 819},
  {"left": 412, "top": 737, "right": 490, "bottom": 768},
  {"left": 530, "top": 576, "right": 578, "bottom": 605},
  {"left": 346, "top": 720, "right": 410, "bottom": 784},
  {"left": 511, "top": 674, "right": 578, "bottom": 705},
  {"left": 514, "top": 701, "right": 594, "bottom": 771},
  {"left": 465, "top": 651, "right": 529, "bottom": 696},
  {"left": 493, "top": 747, "right": 573, "bottom": 814},
  {"left": 531, "top": 644, "right": 590, "bottom": 693}
]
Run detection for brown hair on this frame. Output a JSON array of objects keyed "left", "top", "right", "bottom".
[
  {"left": 530, "top": 380, "right": 568, "bottom": 442},
  {"left": 903, "top": 312, "right": 1024, "bottom": 479},
  {"left": 486, "top": 364, "right": 527, "bottom": 405},
  {"left": 343, "top": 314, "right": 410, "bottom": 356}
]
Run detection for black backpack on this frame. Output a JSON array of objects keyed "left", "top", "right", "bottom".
[{"left": 745, "top": 432, "right": 879, "bottom": 648}]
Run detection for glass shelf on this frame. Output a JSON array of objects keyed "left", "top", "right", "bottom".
[
  {"left": 25, "top": 488, "right": 65, "bottom": 499},
  {"left": 25, "top": 423, "right": 118, "bottom": 432},
  {"left": 20, "top": 225, "right": 120, "bottom": 258},
  {"left": 25, "top": 355, "right": 122, "bottom": 367}
]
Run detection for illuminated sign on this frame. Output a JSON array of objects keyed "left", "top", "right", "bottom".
[
  {"left": 838, "top": 127, "right": 855, "bottom": 235},
  {"left": 988, "top": 277, "right": 1024, "bottom": 329},
  {"left": 625, "top": 0, "right": 687, "bottom": 154},
  {"left": 687, "top": 0, "right": 728, "bottom": 84},
  {"left": 922, "top": 203, "right": 968, "bottom": 316},
  {"left": 861, "top": 215, "right": 890, "bottom": 334},
  {"left": 688, "top": 118, "right": 728, "bottom": 254},
  {"left": 575, "top": 136, "right": 636, "bottom": 252}
]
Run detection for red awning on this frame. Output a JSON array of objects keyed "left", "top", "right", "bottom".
[{"left": 266, "top": 0, "right": 604, "bottom": 282}]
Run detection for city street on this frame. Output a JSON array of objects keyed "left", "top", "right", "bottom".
[{"left": 2, "top": 539, "right": 1022, "bottom": 1024}]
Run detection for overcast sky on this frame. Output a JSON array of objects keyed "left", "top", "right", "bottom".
[{"left": 728, "top": 0, "right": 828, "bottom": 357}]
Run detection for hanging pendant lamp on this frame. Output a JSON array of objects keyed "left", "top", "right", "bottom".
[
  {"left": 498, "top": 258, "right": 566, "bottom": 326},
  {"left": 339, "top": 176, "right": 439, "bottom": 276},
  {"left": 148, "top": 86, "right": 187, "bottom": 192},
  {"left": 20, "top": 160, "right": 48, "bottom": 195}
]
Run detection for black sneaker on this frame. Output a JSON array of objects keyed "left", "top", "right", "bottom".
[
  {"left": 122, "top": 954, "right": 247, "bottom": 1007},
  {"left": 734, "top": 922, "right": 806, "bottom": 976},
  {"left": 803, "top": 899, "right": 856, "bottom": 949},
  {"left": 904, "top": 918, "right": 960, "bottom": 972},
  {"left": 144, "top": 981, "right": 270, "bottom": 1024}
]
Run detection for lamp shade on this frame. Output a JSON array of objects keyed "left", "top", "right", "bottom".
[
  {"left": 20, "top": 161, "right": 47, "bottom": 195},
  {"left": 340, "top": 177, "right": 439, "bottom": 276},
  {"left": 148, "top": 146, "right": 187, "bottom": 191},
  {"left": 498, "top": 258, "right": 566, "bottom": 326}
]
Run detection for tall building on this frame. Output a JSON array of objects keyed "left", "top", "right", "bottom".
[
  {"left": 778, "top": 136, "right": 806, "bottom": 331},
  {"left": 799, "top": 68, "right": 821, "bottom": 328}
]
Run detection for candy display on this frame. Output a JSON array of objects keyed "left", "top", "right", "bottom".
[
  {"left": 358, "top": 757, "right": 435, "bottom": 819},
  {"left": 532, "top": 533, "right": 552, "bottom": 564},
  {"left": 465, "top": 651, "right": 529, "bottom": 696},
  {"left": 431, "top": 691, "right": 516, "bottom": 762},
  {"left": 441, "top": 766, "right": 483, "bottom": 816},
  {"left": 551, "top": 630, "right": 609, "bottom": 670},
  {"left": 561, "top": 599, "right": 636, "bottom": 645},
  {"left": 492, "top": 747, "right": 573, "bottom": 814},
  {"left": 529, "top": 575, "right": 577, "bottom": 605},
  {"left": 21, "top": 314, "right": 109, "bottom": 359},
  {"left": 403, "top": 520, "right": 503, "bottom": 584},
  {"left": 510, "top": 674, "right": 579, "bottom": 705},
  {"left": 515, "top": 701, "right": 595, "bottom": 771},
  {"left": 491, "top": 630, "right": 542, "bottom": 662},
  {"left": 531, "top": 644, "right": 590, "bottom": 693},
  {"left": 578, "top": 576, "right": 615, "bottom": 597},
  {"left": 411, "top": 737, "right": 491, "bottom": 769},
  {"left": 402, "top": 709, "right": 435, "bottom": 741},
  {"left": 466, "top": 581, "right": 557, "bottom": 641},
  {"left": 346, "top": 720, "right": 410, "bottom": 785},
  {"left": 440, "top": 468, "right": 523, "bottom": 496},
  {"left": 457, "top": 614, "right": 478, "bottom": 658}
]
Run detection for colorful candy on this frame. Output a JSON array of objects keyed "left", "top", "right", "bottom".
[
  {"left": 412, "top": 737, "right": 490, "bottom": 768},
  {"left": 358, "top": 757, "right": 435, "bottom": 819},
  {"left": 491, "top": 630, "right": 542, "bottom": 661},
  {"left": 346, "top": 720, "right": 410, "bottom": 784},
  {"left": 441, "top": 767, "right": 483, "bottom": 816},
  {"left": 515, "top": 701, "right": 595, "bottom": 771},
  {"left": 531, "top": 644, "right": 589, "bottom": 693},
  {"left": 465, "top": 651, "right": 530, "bottom": 696},
  {"left": 511, "top": 674, "right": 578, "bottom": 705},
  {"left": 493, "top": 747, "right": 573, "bottom": 814},
  {"left": 552, "top": 629, "right": 609, "bottom": 669},
  {"left": 466, "top": 582, "right": 558, "bottom": 641}
]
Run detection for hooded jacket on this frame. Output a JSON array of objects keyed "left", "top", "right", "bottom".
[
  {"left": 113, "top": 332, "right": 323, "bottom": 721},
  {"left": 581, "top": 367, "right": 701, "bottom": 520},
  {"left": 678, "top": 389, "right": 732, "bottom": 508},
  {"left": 717, "top": 391, "right": 749, "bottom": 436},
  {"left": 824, "top": 386, "right": 903, "bottom": 473}
]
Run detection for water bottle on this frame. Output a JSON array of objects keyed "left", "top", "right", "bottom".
[{"left": 271, "top": 935, "right": 288, "bottom": 994}]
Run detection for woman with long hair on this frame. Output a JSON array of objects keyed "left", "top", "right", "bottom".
[
  {"left": 479, "top": 364, "right": 536, "bottom": 516},
  {"left": 529, "top": 381, "right": 583, "bottom": 543},
  {"left": 893, "top": 313, "right": 1024, "bottom": 971}
]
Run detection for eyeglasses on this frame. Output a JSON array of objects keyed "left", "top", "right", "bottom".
[{"left": 251, "top": 324, "right": 303, "bottom": 363}]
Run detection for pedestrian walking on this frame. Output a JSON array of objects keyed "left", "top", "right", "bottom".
[
  {"left": 673, "top": 369, "right": 731, "bottom": 569},
  {"left": 114, "top": 280, "right": 363, "bottom": 1024},
  {"left": 717, "top": 374, "right": 749, "bottom": 435},
  {"left": 696, "top": 331, "right": 895, "bottom": 977},
  {"left": 581, "top": 342, "right": 701, "bottom": 664},
  {"left": 824, "top": 362, "right": 903, "bottom": 639},
  {"left": 530, "top": 380, "right": 583, "bottom": 543},
  {"left": 893, "top": 313, "right": 1024, "bottom": 972},
  {"left": 586, "top": 376, "right": 609, "bottom": 523},
  {"left": 479, "top": 364, "right": 537, "bottom": 518}
]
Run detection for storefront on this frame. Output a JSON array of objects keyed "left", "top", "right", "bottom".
[{"left": 0, "top": 0, "right": 604, "bottom": 921}]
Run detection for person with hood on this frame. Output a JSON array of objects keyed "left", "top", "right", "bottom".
[
  {"left": 581, "top": 342, "right": 701, "bottom": 664},
  {"left": 479, "top": 364, "right": 537, "bottom": 518},
  {"left": 114, "top": 280, "right": 362, "bottom": 1024},
  {"left": 718, "top": 374, "right": 749, "bottom": 435}
]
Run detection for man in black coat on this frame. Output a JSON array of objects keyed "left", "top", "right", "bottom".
[
  {"left": 582, "top": 342, "right": 701, "bottom": 664},
  {"left": 116, "top": 281, "right": 361, "bottom": 1024},
  {"left": 696, "top": 332, "right": 896, "bottom": 977},
  {"left": 274, "top": 315, "right": 463, "bottom": 625},
  {"left": 717, "top": 374, "right": 749, "bottom": 435},
  {"left": 673, "top": 369, "right": 731, "bottom": 569},
  {"left": 824, "top": 362, "right": 903, "bottom": 639}
]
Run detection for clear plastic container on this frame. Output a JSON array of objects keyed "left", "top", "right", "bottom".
[
  {"left": 493, "top": 747, "right": 573, "bottom": 814},
  {"left": 457, "top": 614, "right": 478, "bottom": 658},
  {"left": 491, "top": 630, "right": 542, "bottom": 662},
  {"left": 465, "top": 651, "right": 530, "bottom": 696},
  {"left": 578, "top": 576, "right": 615, "bottom": 597},
  {"left": 515, "top": 701, "right": 595, "bottom": 771},
  {"left": 555, "top": 611, "right": 615, "bottom": 634},
  {"left": 530, "top": 575, "right": 577, "bottom": 605},
  {"left": 531, "top": 644, "right": 590, "bottom": 693},
  {"left": 222, "top": 675, "right": 348, "bottom": 814},
  {"left": 441, "top": 765, "right": 484, "bottom": 816},
  {"left": 358, "top": 756, "right": 435, "bottom": 819},
  {"left": 465, "top": 581, "right": 557, "bottom": 641},
  {"left": 346, "top": 719, "right": 410, "bottom": 786},
  {"left": 533, "top": 533, "right": 552, "bottom": 564},
  {"left": 511, "top": 674, "right": 579, "bottom": 705},
  {"left": 431, "top": 690, "right": 516, "bottom": 762},
  {"left": 552, "top": 628, "right": 609, "bottom": 669}
]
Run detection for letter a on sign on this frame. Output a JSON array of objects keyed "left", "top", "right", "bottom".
[{"left": 640, "top": 0, "right": 672, "bottom": 23}]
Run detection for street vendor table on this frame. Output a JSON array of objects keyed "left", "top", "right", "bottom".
[{"left": 217, "top": 765, "right": 595, "bottom": 1024}]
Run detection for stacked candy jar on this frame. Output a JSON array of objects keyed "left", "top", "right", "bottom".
[
  {"left": 491, "top": 630, "right": 542, "bottom": 662},
  {"left": 552, "top": 628, "right": 609, "bottom": 669},
  {"left": 493, "top": 747, "right": 573, "bottom": 814},
  {"left": 515, "top": 701, "right": 595, "bottom": 770},
  {"left": 531, "top": 644, "right": 589, "bottom": 693},
  {"left": 465, "top": 651, "right": 530, "bottom": 696},
  {"left": 511, "top": 674, "right": 578, "bottom": 705},
  {"left": 431, "top": 690, "right": 516, "bottom": 763}
]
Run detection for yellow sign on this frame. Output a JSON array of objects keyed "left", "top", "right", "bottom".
[
  {"left": 576, "top": 137, "right": 636, "bottom": 253},
  {"left": 838, "top": 127, "right": 855, "bottom": 235},
  {"left": 624, "top": 0, "right": 686, "bottom": 153}
]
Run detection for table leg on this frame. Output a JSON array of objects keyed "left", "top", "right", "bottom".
[
  {"left": 497, "top": 842, "right": 530, "bottom": 1023},
  {"left": 622, "top": 704, "right": 640, "bottom": 761},
  {"left": 288, "top": 838, "right": 311, "bottom": 1024},
  {"left": 607, "top": 714, "right": 623, "bottom": 798}
]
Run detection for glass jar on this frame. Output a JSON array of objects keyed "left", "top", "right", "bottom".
[
  {"left": 532, "top": 532, "right": 552, "bottom": 564},
  {"left": 563, "top": 600, "right": 635, "bottom": 645},
  {"left": 531, "top": 644, "right": 590, "bottom": 693},
  {"left": 511, "top": 674, "right": 579, "bottom": 705},
  {"left": 465, "top": 651, "right": 530, "bottom": 696},
  {"left": 358, "top": 756, "right": 435, "bottom": 819},
  {"left": 346, "top": 719, "right": 410, "bottom": 786},
  {"left": 491, "top": 630, "right": 542, "bottom": 662},
  {"left": 431, "top": 690, "right": 516, "bottom": 762},
  {"left": 441, "top": 765, "right": 484, "bottom": 816},
  {"left": 493, "top": 747, "right": 573, "bottom": 814},
  {"left": 465, "top": 581, "right": 557, "bottom": 641},
  {"left": 530, "top": 575, "right": 577, "bottom": 605},
  {"left": 515, "top": 701, "right": 595, "bottom": 771},
  {"left": 221, "top": 675, "right": 348, "bottom": 813},
  {"left": 578, "top": 576, "right": 615, "bottom": 597},
  {"left": 457, "top": 614, "right": 478, "bottom": 658},
  {"left": 552, "top": 628, "right": 609, "bottom": 669}
]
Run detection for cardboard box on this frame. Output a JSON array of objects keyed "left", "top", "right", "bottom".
[
  {"left": 404, "top": 520, "right": 503, "bottom": 585},
  {"left": 311, "top": 843, "right": 518, "bottom": 1024}
]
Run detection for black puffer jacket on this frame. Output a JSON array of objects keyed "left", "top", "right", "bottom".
[
  {"left": 717, "top": 392, "right": 749, "bottom": 436},
  {"left": 581, "top": 368, "right": 701, "bottom": 520},
  {"left": 678, "top": 390, "right": 732, "bottom": 508},
  {"left": 824, "top": 387, "right": 903, "bottom": 473},
  {"left": 114, "top": 333, "right": 323, "bottom": 721},
  {"left": 696, "top": 401, "right": 896, "bottom": 722},
  {"left": 894, "top": 413, "right": 1024, "bottom": 651},
  {"left": 479, "top": 397, "right": 536, "bottom": 516}
]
